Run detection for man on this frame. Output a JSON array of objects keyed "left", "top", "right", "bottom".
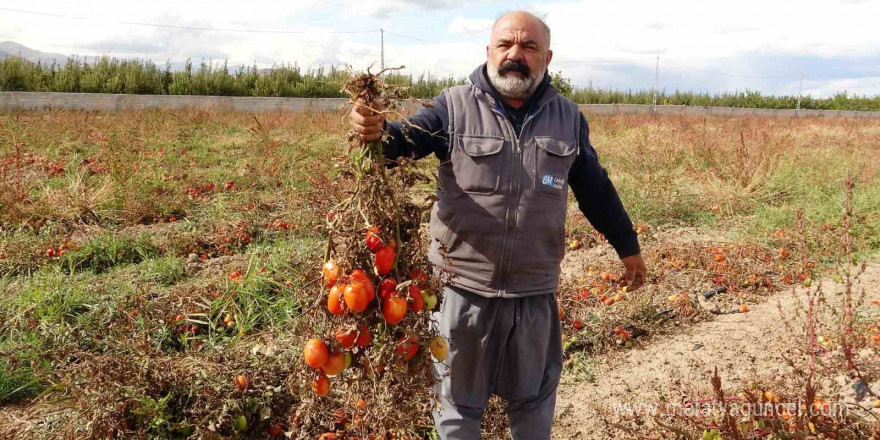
[{"left": 350, "top": 10, "right": 646, "bottom": 440}]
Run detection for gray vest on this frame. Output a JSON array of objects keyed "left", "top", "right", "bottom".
[{"left": 428, "top": 83, "right": 582, "bottom": 297}]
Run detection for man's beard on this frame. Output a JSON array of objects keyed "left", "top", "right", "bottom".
[{"left": 487, "top": 59, "right": 545, "bottom": 100}]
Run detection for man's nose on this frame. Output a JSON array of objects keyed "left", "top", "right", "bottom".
[{"left": 506, "top": 44, "right": 525, "bottom": 62}]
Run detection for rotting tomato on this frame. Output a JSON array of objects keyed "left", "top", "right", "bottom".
[
  {"left": 382, "top": 296, "right": 408, "bottom": 325},
  {"left": 304, "top": 339, "right": 330, "bottom": 368},
  {"left": 374, "top": 246, "right": 394, "bottom": 276},
  {"left": 328, "top": 285, "right": 347, "bottom": 315},
  {"left": 396, "top": 335, "right": 420, "bottom": 361},
  {"left": 268, "top": 423, "right": 283, "bottom": 437},
  {"left": 356, "top": 325, "right": 372, "bottom": 347},
  {"left": 234, "top": 374, "right": 248, "bottom": 392},
  {"left": 323, "top": 259, "right": 340, "bottom": 287},
  {"left": 335, "top": 327, "right": 357, "bottom": 349},
  {"left": 344, "top": 283, "right": 370, "bottom": 313},
  {"left": 429, "top": 336, "right": 448, "bottom": 361}
]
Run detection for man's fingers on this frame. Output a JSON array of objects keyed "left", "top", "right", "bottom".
[
  {"left": 355, "top": 102, "right": 383, "bottom": 117},
  {"left": 358, "top": 132, "right": 382, "bottom": 141},
  {"left": 352, "top": 119, "right": 382, "bottom": 134},
  {"left": 624, "top": 269, "right": 636, "bottom": 287}
]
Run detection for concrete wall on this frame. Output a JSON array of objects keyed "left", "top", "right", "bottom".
[{"left": 2, "top": 91, "right": 879, "bottom": 118}]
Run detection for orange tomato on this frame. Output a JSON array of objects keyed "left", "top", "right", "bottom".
[
  {"left": 304, "top": 339, "right": 330, "bottom": 368},
  {"left": 344, "top": 283, "right": 370, "bottom": 313},
  {"left": 323, "top": 259, "right": 340, "bottom": 287},
  {"left": 350, "top": 269, "right": 376, "bottom": 302},
  {"left": 322, "top": 352, "right": 347, "bottom": 376},
  {"left": 327, "top": 285, "right": 347, "bottom": 315},
  {"left": 313, "top": 373, "right": 330, "bottom": 396},
  {"left": 374, "top": 246, "right": 395, "bottom": 276},
  {"left": 382, "top": 296, "right": 408, "bottom": 325},
  {"left": 234, "top": 374, "right": 248, "bottom": 392}
]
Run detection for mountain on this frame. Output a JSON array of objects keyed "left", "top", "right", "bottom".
[{"left": 0, "top": 41, "right": 71, "bottom": 63}]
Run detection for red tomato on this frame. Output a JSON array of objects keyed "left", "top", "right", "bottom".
[
  {"left": 365, "top": 227, "right": 383, "bottom": 253},
  {"left": 378, "top": 278, "right": 397, "bottom": 301},
  {"left": 408, "top": 285, "right": 424, "bottom": 313},
  {"left": 374, "top": 246, "right": 395, "bottom": 276},
  {"left": 356, "top": 325, "right": 372, "bottom": 347},
  {"left": 396, "top": 335, "right": 419, "bottom": 361}
]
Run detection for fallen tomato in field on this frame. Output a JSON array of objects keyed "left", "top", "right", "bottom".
[
  {"left": 379, "top": 278, "right": 397, "bottom": 301},
  {"left": 573, "top": 319, "right": 583, "bottom": 330},
  {"left": 327, "top": 285, "right": 347, "bottom": 315},
  {"left": 374, "top": 246, "right": 394, "bottom": 276},
  {"left": 323, "top": 259, "right": 340, "bottom": 287},
  {"left": 601, "top": 271, "right": 612, "bottom": 281},
  {"left": 268, "top": 423, "right": 283, "bottom": 437},
  {"left": 739, "top": 304, "right": 749, "bottom": 313},
  {"left": 569, "top": 239, "right": 580, "bottom": 250},
  {"left": 382, "top": 296, "right": 408, "bottom": 325},
  {"left": 356, "top": 325, "right": 372, "bottom": 347},
  {"left": 365, "top": 226, "right": 383, "bottom": 253},
  {"left": 396, "top": 336, "right": 420, "bottom": 361},
  {"left": 344, "top": 283, "right": 370, "bottom": 313},
  {"left": 335, "top": 327, "right": 357, "bottom": 349},
  {"left": 714, "top": 253, "right": 725, "bottom": 262},
  {"left": 318, "top": 433, "right": 337, "bottom": 440},
  {"left": 233, "top": 415, "right": 248, "bottom": 432},
  {"left": 304, "top": 339, "right": 330, "bottom": 368},
  {"left": 322, "top": 352, "right": 347, "bottom": 376},
  {"left": 313, "top": 373, "right": 331, "bottom": 397},
  {"left": 408, "top": 285, "right": 424, "bottom": 313},
  {"left": 429, "top": 336, "right": 448, "bottom": 361},
  {"left": 234, "top": 374, "right": 249, "bottom": 392}
]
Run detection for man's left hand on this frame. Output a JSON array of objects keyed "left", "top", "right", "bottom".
[{"left": 621, "top": 253, "right": 647, "bottom": 291}]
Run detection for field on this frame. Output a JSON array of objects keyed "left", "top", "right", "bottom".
[{"left": 1, "top": 108, "right": 879, "bottom": 439}]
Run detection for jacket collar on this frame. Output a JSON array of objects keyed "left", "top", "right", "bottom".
[{"left": 469, "top": 62, "right": 557, "bottom": 115}]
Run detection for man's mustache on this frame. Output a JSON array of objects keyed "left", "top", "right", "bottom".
[{"left": 498, "top": 60, "right": 530, "bottom": 77}]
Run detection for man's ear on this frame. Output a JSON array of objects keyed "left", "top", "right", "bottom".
[
  {"left": 486, "top": 45, "right": 490, "bottom": 59},
  {"left": 545, "top": 49, "right": 553, "bottom": 67}
]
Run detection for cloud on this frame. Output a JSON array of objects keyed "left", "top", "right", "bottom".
[
  {"left": 342, "top": 0, "right": 492, "bottom": 18},
  {"left": 447, "top": 16, "right": 494, "bottom": 35}
]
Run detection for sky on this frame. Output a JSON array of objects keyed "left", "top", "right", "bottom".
[{"left": 1, "top": 0, "right": 879, "bottom": 98}]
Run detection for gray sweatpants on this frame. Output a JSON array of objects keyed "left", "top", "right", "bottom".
[{"left": 432, "top": 285, "right": 563, "bottom": 440}]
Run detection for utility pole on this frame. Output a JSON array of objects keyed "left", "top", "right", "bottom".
[
  {"left": 651, "top": 56, "right": 659, "bottom": 112},
  {"left": 796, "top": 73, "right": 804, "bottom": 116},
  {"left": 380, "top": 28, "right": 385, "bottom": 72}
]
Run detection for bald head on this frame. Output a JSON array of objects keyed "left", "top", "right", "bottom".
[
  {"left": 486, "top": 10, "right": 553, "bottom": 104},
  {"left": 491, "top": 11, "right": 551, "bottom": 50}
]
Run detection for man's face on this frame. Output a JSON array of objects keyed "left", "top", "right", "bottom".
[{"left": 486, "top": 12, "right": 553, "bottom": 101}]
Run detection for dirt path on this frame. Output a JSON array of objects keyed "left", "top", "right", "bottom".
[{"left": 552, "top": 263, "right": 880, "bottom": 439}]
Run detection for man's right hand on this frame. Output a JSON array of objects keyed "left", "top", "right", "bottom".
[{"left": 350, "top": 101, "right": 386, "bottom": 142}]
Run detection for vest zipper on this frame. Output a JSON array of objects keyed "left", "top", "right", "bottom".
[{"left": 495, "top": 106, "right": 549, "bottom": 295}]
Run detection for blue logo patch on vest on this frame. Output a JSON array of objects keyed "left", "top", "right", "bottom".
[{"left": 541, "top": 174, "right": 565, "bottom": 189}]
